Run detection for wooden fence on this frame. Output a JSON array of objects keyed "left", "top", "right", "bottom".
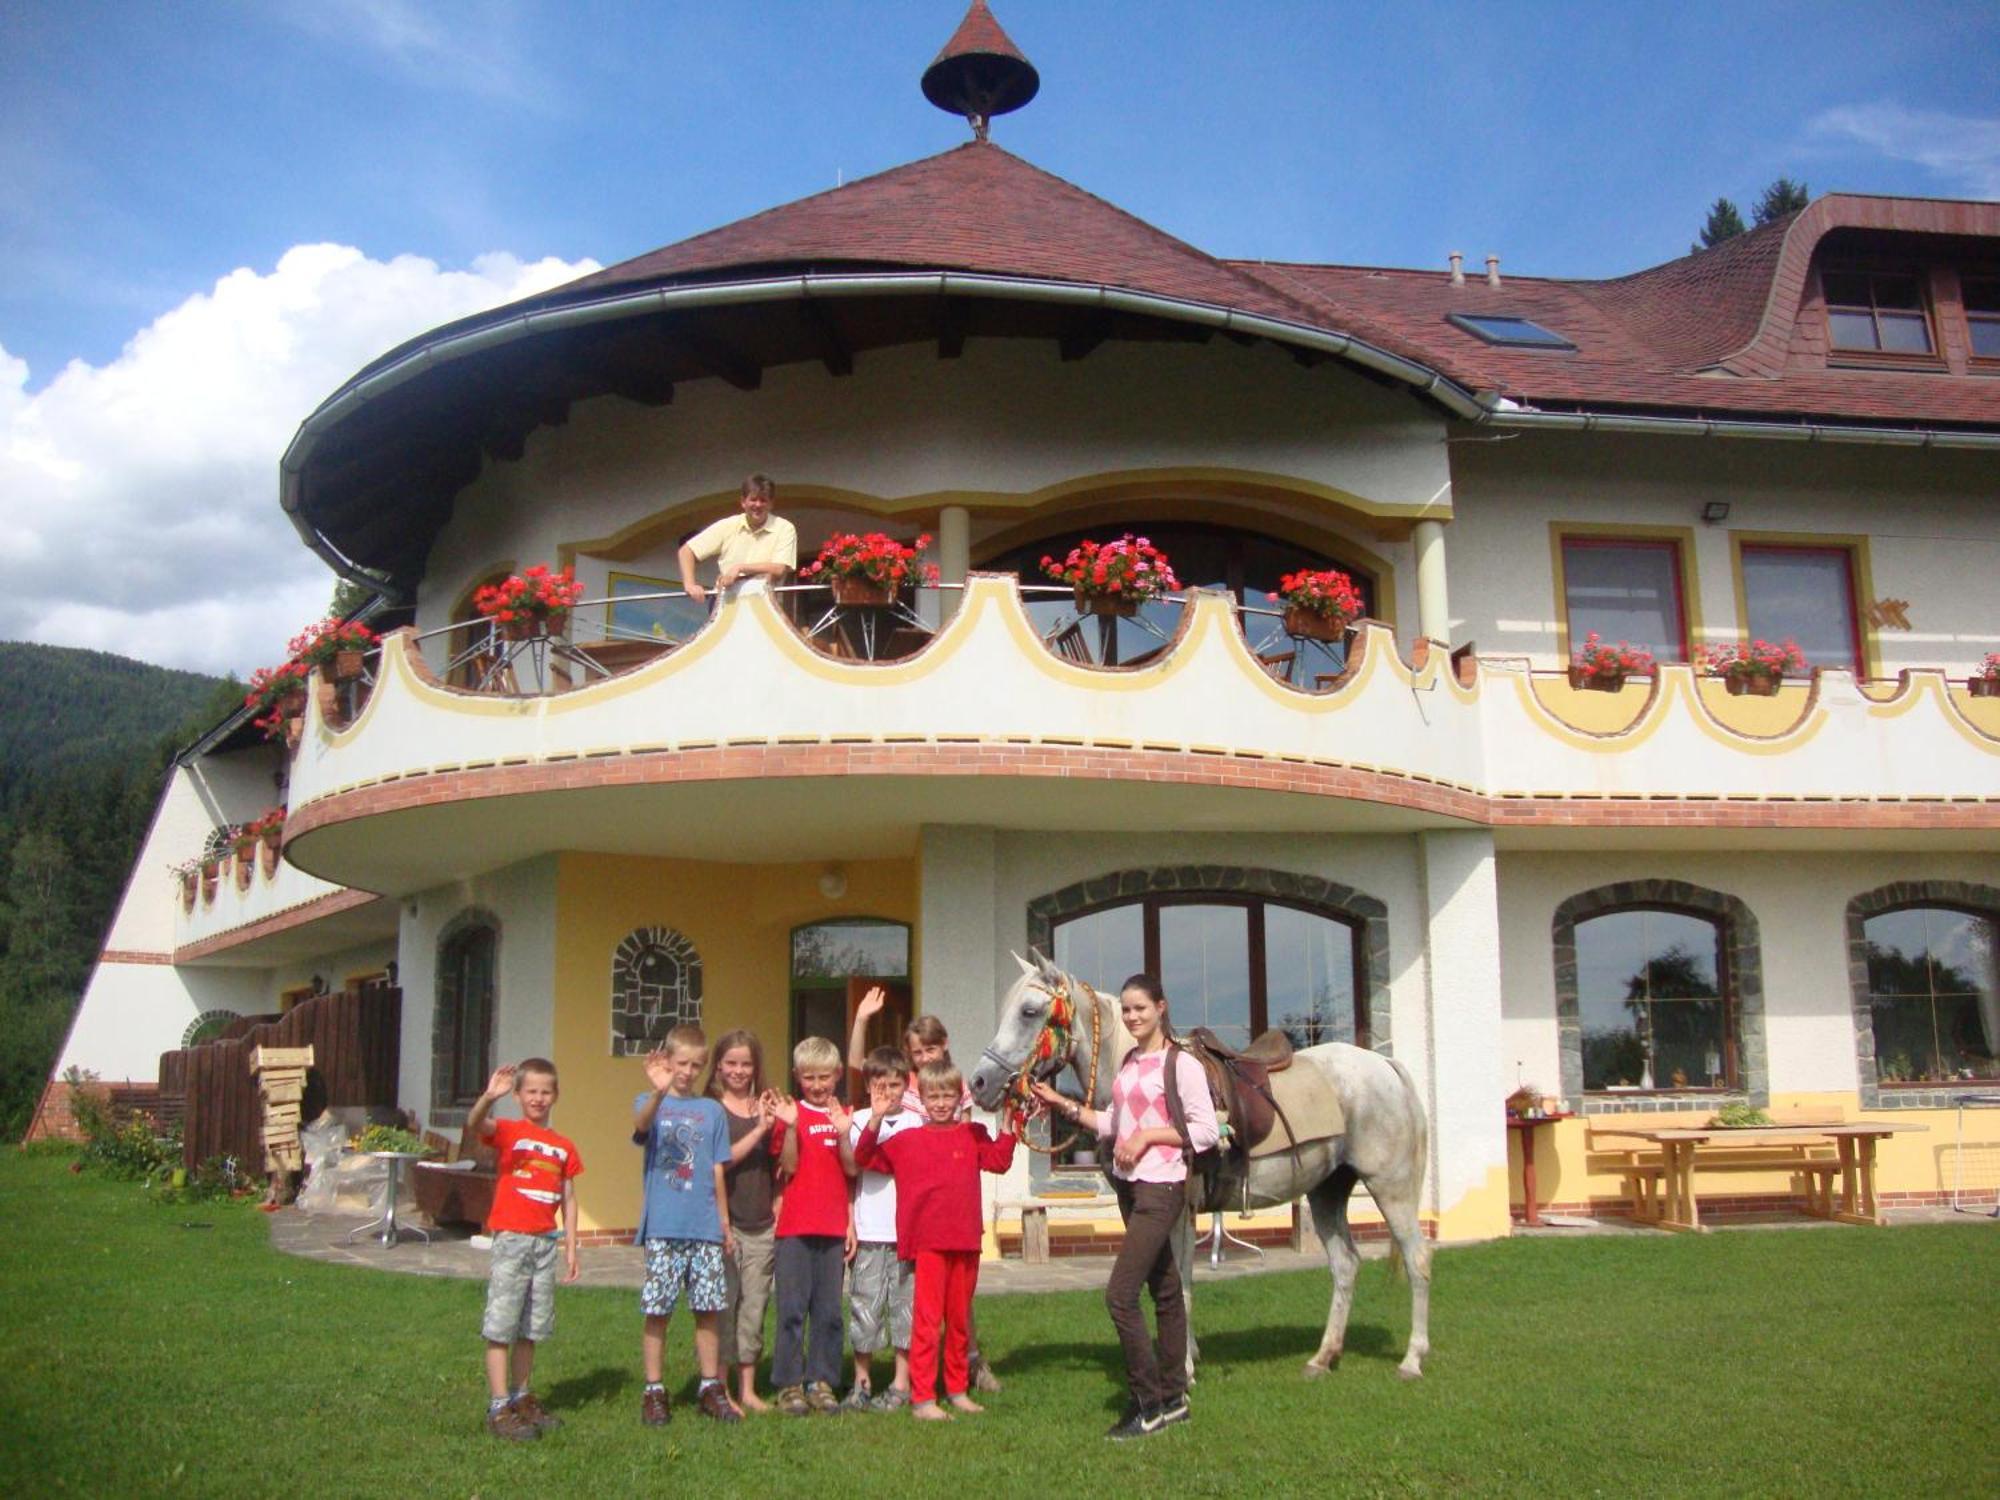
[{"left": 157, "top": 985, "right": 401, "bottom": 1170}]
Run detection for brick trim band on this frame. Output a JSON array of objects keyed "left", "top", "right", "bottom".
[{"left": 172, "top": 890, "right": 383, "bottom": 963}]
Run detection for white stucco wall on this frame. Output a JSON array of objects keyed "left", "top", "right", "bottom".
[
  {"left": 57, "top": 964, "right": 269, "bottom": 1081},
  {"left": 396, "top": 856, "right": 557, "bottom": 1127},
  {"left": 1448, "top": 432, "right": 1999, "bottom": 676},
  {"left": 1496, "top": 848, "right": 2000, "bottom": 1102},
  {"left": 414, "top": 336, "right": 1448, "bottom": 634}
]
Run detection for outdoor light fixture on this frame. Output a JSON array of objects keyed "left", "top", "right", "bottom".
[
  {"left": 1701, "top": 501, "right": 1731, "bottom": 524},
  {"left": 817, "top": 866, "right": 849, "bottom": 901}
]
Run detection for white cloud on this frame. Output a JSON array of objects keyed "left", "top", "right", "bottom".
[
  {"left": 0, "top": 245, "right": 597, "bottom": 677},
  {"left": 1809, "top": 103, "right": 2000, "bottom": 199},
  {"left": 273, "top": 0, "right": 548, "bottom": 108}
]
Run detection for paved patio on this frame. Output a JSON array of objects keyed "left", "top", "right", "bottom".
[{"left": 267, "top": 1202, "right": 1993, "bottom": 1289}]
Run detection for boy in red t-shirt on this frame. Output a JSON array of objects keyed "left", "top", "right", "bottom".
[
  {"left": 854, "top": 1058, "right": 1015, "bottom": 1421},
  {"left": 465, "top": 1059, "right": 584, "bottom": 1442},
  {"left": 765, "top": 1035, "right": 857, "bottom": 1416}
]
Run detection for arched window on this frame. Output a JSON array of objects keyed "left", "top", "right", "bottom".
[
  {"left": 1575, "top": 908, "right": 1732, "bottom": 1092},
  {"left": 611, "top": 926, "right": 703, "bottom": 1055},
  {"left": 181, "top": 1009, "right": 240, "bottom": 1047},
  {"left": 1862, "top": 906, "right": 1998, "bottom": 1086},
  {"left": 1050, "top": 893, "right": 1367, "bottom": 1051},
  {"left": 434, "top": 916, "right": 498, "bottom": 1111}
]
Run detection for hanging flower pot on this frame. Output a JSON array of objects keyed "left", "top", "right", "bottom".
[
  {"left": 180, "top": 871, "right": 198, "bottom": 910},
  {"left": 1077, "top": 591, "right": 1139, "bottom": 619},
  {"left": 1567, "top": 667, "right": 1625, "bottom": 693},
  {"left": 200, "top": 864, "right": 219, "bottom": 903},
  {"left": 830, "top": 577, "right": 894, "bottom": 608},
  {"left": 476, "top": 566, "right": 585, "bottom": 643},
  {"left": 1971, "top": 658, "right": 2000, "bottom": 697},
  {"left": 260, "top": 840, "right": 279, "bottom": 879},
  {"left": 331, "top": 648, "right": 366, "bottom": 682},
  {"left": 1270, "top": 569, "right": 1363, "bottom": 645},
  {"left": 1725, "top": 671, "right": 1781, "bottom": 697},
  {"left": 283, "top": 716, "right": 304, "bottom": 751},
  {"left": 1566, "top": 632, "right": 1652, "bottom": 693},
  {"left": 1041, "top": 535, "right": 1179, "bottom": 618},
  {"left": 235, "top": 855, "right": 254, "bottom": 891},
  {"left": 500, "top": 614, "right": 559, "bottom": 642}
]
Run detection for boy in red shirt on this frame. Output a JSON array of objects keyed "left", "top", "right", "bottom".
[
  {"left": 766, "top": 1035, "right": 857, "bottom": 1416},
  {"left": 854, "top": 1058, "right": 1015, "bottom": 1421},
  {"left": 465, "top": 1059, "right": 583, "bottom": 1441}
]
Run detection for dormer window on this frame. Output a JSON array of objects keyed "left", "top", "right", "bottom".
[
  {"left": 1822, "top": 270, "right": 1933, "bottom": 355},
  {"left": 1964, "top": 277, "right": 2000, "bottom": 362}
]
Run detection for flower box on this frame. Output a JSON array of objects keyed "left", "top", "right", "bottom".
[
  {"left": 331, "top": 648, "right": 366, "bottom": 682},
  {"left": 1971, "top": 678, "right": 2000, "bottom": 699},
  {"left": 1567, "top": 666, "right": 1625, "bottom": 693},
  {"left": 1724, "top": 672, "right": 1781, "bottom": 697},
  {"left": 260, "top": 840, "right": 280, "bottom": 878},
  {"left": 1042, "top": 534, "right": 1178, "bottom": 611},
  {"left": 500, "top": 615, "right": 557, "bottom": 642},
  {"left": 1283, "top": 606, "right": 1352, "bottom": 644},
  {"left": 476, "top": 566, "right": 585, "bottom": 641},
  {"left": 830, "top": 577, "right": 895, "bottom": 608},
  {"left": 1078, "top": 592, "right": 1139, "bottom": 619}
]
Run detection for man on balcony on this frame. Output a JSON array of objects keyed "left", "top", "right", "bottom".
[{"left": 679, "top": 474, "right": 798, "bottom": 606}]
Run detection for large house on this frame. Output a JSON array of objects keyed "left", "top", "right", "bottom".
[{"left": 43, "top": 8, "right": 1999, "bottom": 1245}]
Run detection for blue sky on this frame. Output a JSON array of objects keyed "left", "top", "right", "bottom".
[
  {"left": 6, "top": 0, "right": 1997, "bottom": 382},
  {"left": 1, "top": 1, "right": 1995, "bottom": 674}
]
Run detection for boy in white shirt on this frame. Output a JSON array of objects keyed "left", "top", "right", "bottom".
[{"left": 842, "top": 1047, "right": 922, "bottom": 1410}]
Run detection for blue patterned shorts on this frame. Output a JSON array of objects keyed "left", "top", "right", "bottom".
[{"left": 641, "top": 1237, "right": 728, "bottom": 1318}]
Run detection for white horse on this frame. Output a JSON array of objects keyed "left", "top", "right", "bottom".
[{"left": 969, "top": 951, "right": 1434, "bottom": 1379}]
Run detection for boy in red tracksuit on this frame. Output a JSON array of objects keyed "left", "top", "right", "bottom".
[{"left": 853, "top": 1058, "right": 1015, "bottom": 1421}]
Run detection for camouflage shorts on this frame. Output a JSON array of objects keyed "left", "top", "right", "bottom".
[
  {"left": 846, "top": 1242, "right": 913, "bottom": 1353},
  {"left": 482, "top": 1232, "right": 561, "bottom": 1344}
]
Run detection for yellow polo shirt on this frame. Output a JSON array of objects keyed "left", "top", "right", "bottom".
[{"left": 683, "top": 513, "right": 798, "bottom": 578}]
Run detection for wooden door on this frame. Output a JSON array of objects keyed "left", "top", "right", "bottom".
[{"left": 846, "top": 978, "right": 912, "bottom": 1092}]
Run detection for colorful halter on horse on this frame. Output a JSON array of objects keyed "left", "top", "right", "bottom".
[{"left": 1003, "top": 977, "right": 1102, "bottom": 1154}]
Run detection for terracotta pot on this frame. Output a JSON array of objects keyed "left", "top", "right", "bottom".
[
  {"left": 1724, "top": 671, "right": 1781, "bottom": 697},
  {"left": 500, "top": 615, "right": 558, "bottom": 642},
  {"left": 283, "top": 716, "right": 303, "bottom": 751},
  {"left": 276, "top": 689, "right": 307, "bottom": 717},
  {"left": 260, "top": 824, "right": 282, "bottom": 850},
  {"left": 1076, "top": 592, "right": 1139, "bottom": 619},
  {"left": 829, "top": 577, "right": 893, "bottom": 608},
  {"left": 200, "top": 870, "right": 218, "bottom": 903},
  {"left": 235, "top": 856, "right": 253, "bottom": 891},
  {"left": 181, "top": 873, "right": 197, "bottom": 910},
  {"left": 331, "top": 649, "right": 365, "bottom": 682},
  {"left": 1568, "top": 666, "right": 1625, "bottom": 693},
  {"left": 260, "top": 840, "right": 280, "bottom": 879},
  {"left": 1283, "top": 606, "right": 1352, "bottom": 643},
  {"left": 1970, "top": 677, "right": 2000, "bottom": 698}
]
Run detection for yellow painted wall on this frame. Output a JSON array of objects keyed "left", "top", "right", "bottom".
[
  {"left": 1507, "top": 1092, "right": 2000, "bottom": 1216},
  {"left": 550, "top": 852, "right": 916, "bottom": 1233}
]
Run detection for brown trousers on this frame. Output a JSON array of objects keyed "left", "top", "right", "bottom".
[{"left": 1107, "top": 1179, "right": 1188, "bottom": 1408}]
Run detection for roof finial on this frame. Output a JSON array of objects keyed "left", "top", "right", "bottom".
[{"left": 922, "top": 1, "right": 1039, "bottom": 141}]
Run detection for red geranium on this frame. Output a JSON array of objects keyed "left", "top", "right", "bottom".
[
  {"left": 1267, "top": 567, "right": 1365, "bottom": 626},
  {"left": 799, "top": 532, "right": 934, "bottom": 590},
  {"left": 244, "top": 661, "right": 310, "bottom": 740},
  {"left": 1694, "top": 638, "right": 1807, "bottom": 680},
  {"left": 286, "top": 617, "right": 378, "bottom": 668},
  {"left": 1569, "top": 631, "right": 1656, "bottom": 682},
  {"left": 473, "top": 565, "right": 586, "bottom": 625},
  {"left": 1040, "top": 535, "right": 1179, "bottom": 603}
]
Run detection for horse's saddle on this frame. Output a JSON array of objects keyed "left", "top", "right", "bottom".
[{"left": 1183, "top": 1027, "right": 1297, "bottom": 1154}]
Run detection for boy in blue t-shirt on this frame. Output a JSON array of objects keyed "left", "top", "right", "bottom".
[{"left": 634, "top": 1024, "right": 739, "bottom": 1425}]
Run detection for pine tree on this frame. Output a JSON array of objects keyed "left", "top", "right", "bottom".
[
  {"left": 1753, "top": 178, "right": 1810, "bottom": 224},
  {"left": 1693, "top": 197, "right": 1746, "bottom": 252}
]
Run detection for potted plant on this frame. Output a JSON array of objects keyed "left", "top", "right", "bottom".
[
  {"left": 1268, "top": 567, "right": 1365, "bottom": 643},
  {"left": 1567, "top": 632, "right": 1654, "bottom": 692},
  {"left": 473, "top": 565, "right": 586, "bottom": 640},
  {"left": 1040, "top": 534, "right": 1180, "bottom": 618},
  {"left": 245, "top": 661, "right": 310, "bottom": 742},
  {"left": 288, "top": 617, "right": 379, "bottom": 683},
  {"left": 199, "top": 857, "right": 220, "bottom": 903},
  {"left": 1696, "top": 638, "right": 1806, "bottom": 697},
  {"left": 172, "top": 860, "right": 199, "bottom": 910},
  {"left": 799, "top": 531, "right": 936, "bottom": 607},
  {"left": 1971, "top": 654, "right": 2000, "bottom": 699}
]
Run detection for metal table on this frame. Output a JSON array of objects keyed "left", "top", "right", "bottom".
[{"left": 345, "top": 1151, "right": 434, "bottom": 1246}]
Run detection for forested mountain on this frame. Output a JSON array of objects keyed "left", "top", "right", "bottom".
[{"left": 0, "top": 643, "right": 242, "bottom": 1136}]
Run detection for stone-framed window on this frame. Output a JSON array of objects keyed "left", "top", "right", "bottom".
[
  {"left": 1025, "top": 866, "right": 1393, "bottom": 1056},
  {"left": 432, "top": 910, "right": 499, "bottom": 1124},
  {"left": 1552, "top": 880, "right": 1768, "bottom": 1114},
  {"left": 181, "top": 1009, "right": 240, "bottom": 1047},
  {"left": 1847, "top": 881, "right": 2000, "bottom": 1110},
  {"left": 611, "top": 926, "right": 703, "bottom": 1056}
]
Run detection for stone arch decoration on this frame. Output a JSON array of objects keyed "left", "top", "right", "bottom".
[
  {"left": 1846, "top": 880, "right": 2000, "bottom": 1110},
  {"left": 181, "top": 1009, "right": 240, "bottom": 1047},
  {"left": 1025, "top": 865, "right": 1394, "bottom": 1055},
  {"left": 611, "top": 926, "right": 704, "bottom": 1056},
  {"left": 432, "top": 908, "right": 500, "bottom": 1123},
  {"left": 1552, "top": 879, "right": 1768, "bottom": 1113}
]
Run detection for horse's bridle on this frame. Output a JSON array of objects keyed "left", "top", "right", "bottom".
[{"left": 986, "top": 976, "right": 1104, "bottom": 1155}]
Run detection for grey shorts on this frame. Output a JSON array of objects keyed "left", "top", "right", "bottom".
[
  {"left": 847, "top": 1241, "right": 913, "bottom": 1353},
  {"left": 482, "top": 1232, "right": 561, "bottom": 1344},
  {"left": 641, "top": 1237, "right": 728, "bottom": 1318}
]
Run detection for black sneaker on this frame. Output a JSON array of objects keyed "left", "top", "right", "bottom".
[
  {"left": 1156, "top": 1394, "right": 1190, "bottom": 1428},
  {"left": 1106, "top": 1402, "right": 1162, "bottom": 1441}
]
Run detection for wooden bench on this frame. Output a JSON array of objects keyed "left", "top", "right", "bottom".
[
  {"left": 1587, "top": 1108, "right": 1846, "bottom": 1225},
  {"left": 410, "top": 1129, "right": 497, "bottom": 1228},
  {"left": 996, "top": 1191, "right": 1119, "bottom": 1263}
]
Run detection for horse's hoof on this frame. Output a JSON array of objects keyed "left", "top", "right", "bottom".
[
  {"left": 1302, "top": 1361, "right": 1329, "bottom": 1380},
  {"left": 1396, "top": 1365, "right": 1423, "bottom": 1382}
]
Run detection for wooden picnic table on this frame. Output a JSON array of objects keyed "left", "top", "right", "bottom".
[{"left": 1589, "top": 1122, "right": 1926, "bottom": 1233}]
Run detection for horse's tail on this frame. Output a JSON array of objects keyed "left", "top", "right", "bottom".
[{"left": 1382, "top": 1055, "right": 1432, "bottom": 1284}]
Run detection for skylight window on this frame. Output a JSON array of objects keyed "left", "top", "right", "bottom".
[{"left": 1446, "top": 313, "right": 1575, "bottom": 350}]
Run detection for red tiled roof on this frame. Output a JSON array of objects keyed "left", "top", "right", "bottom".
[{"left": 930, "top": 0, "right": 1028, "bottom": 68}]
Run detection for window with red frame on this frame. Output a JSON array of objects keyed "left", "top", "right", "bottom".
[
  {"left": 1739, "top": 544, "right": 1862, "bottom": 672},
  {"left": 1822, "top": 270, "right": 1934, "bottom": 355},
  {"left": 1560, "top": 537, "right": 1689, "bottom": 662},
  {"left": 1964, "top": 277, "right": 2000, "bottom": 361}
]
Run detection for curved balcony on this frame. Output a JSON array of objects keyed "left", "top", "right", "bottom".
[
  {"left": 171, "top": 839, "right": 387, "bottom": 964},
  {"left": 277, "top": 575, "right": 2000, "bottom": 895}
]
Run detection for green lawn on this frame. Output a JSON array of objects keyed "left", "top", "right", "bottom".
[{"left": 6, "top": 1151, "right": 1995, "bottom": 1498}]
